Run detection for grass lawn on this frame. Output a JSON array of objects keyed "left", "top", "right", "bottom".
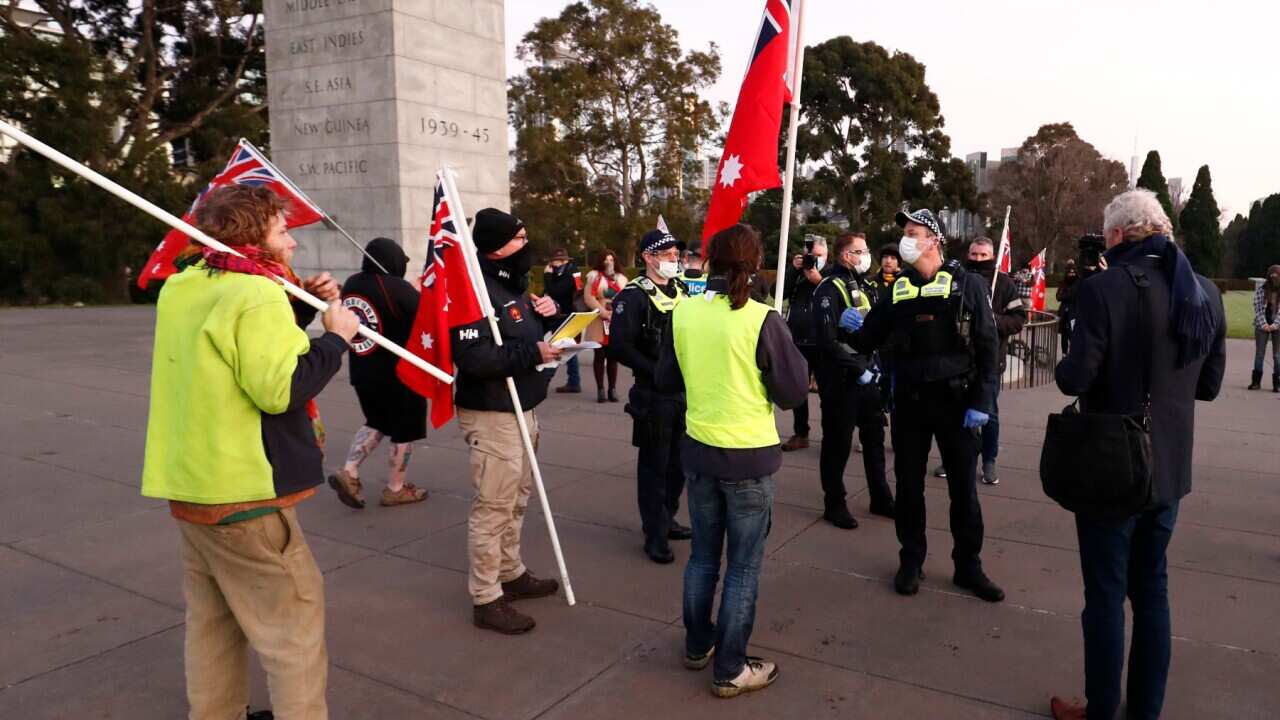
[{"left": 1045, "top": 289, "right": 1254, "bottom": 339}]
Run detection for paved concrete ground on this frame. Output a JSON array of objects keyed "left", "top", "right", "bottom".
[{"left": 1, "top": 305, "right": 1277, "bottom": 719}]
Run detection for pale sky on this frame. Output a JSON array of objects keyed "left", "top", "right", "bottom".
[{"left": 506, "top": 0, "right": 1279, "bottom": 222}]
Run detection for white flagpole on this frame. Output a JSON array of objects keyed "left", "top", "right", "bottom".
[
  {"left": 238, "top": 138, "right": 390, "bottom": 276},
  {"left": 440, "top": 168, "right": 576, "bottom": 607},
  {"left": 0, "top": 120, "right": 452, "bottom": 385},
  {"left": 773, "top": 0, "right": 807, "bottom": 313},
  {"left": 993, "top": 205, "right": 1011, "bottom": 298}
]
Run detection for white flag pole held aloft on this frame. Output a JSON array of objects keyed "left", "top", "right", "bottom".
[
  {"left": 993, "top": 205, "right": 1011, "bottom": 299},
  {"left": 774, "top": 0, "right": 807, "bottom": 313},
  {"left": 439, "top": 167, "right": 576, "bottom": 607},
  {"left": 238, "top": 138, "right": 391, "bottom": 276},
  {"left": 0, "top": 120, "right": 452, "bottom": 385}
]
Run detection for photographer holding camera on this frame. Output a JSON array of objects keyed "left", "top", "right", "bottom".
[
  {"left": 780, "top": 235, "right": 828, "bottom": 452},
  {"left": 1048, "top": 190, "right": 1226, "bottom": 720}
]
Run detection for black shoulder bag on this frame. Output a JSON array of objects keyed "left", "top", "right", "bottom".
[{"left": 1039, "top": 266, "right": 1154, "bottom": 520}]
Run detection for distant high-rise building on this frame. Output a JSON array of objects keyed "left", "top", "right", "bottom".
[
  {"left": 965, "top": 151, "right": 1001, "bottom": 194},
  {"left": 1168, "top": 177, "right": 1184, "bottom": 204},
  {"left": 1000, "top": 147, "right": 1020, "bottom": 162}
]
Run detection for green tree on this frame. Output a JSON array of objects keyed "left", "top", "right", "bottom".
[
  {"left": 986, "top": 123, "right": 1129, "bottom": 268},
  {"left": 1222, "top": 213, "right": 1247, "bottom": 278},
  {"left": 0, "top": 1, "right": 266, "bottom": 303},
  {"left": 1178, "top": 165, "right": 1222, "bottom": 275},
  {"left": 1135, "top": 150, "right": 1178, "bottom": 235},
  {"left": 793, "top": 37, "right": 978, "bottom": 237},
  {"left": 509, "top": 0, "right": 721, "bottom": 263},
  {"left": 1239, "top": 195, "right": 1280, "bottom": 277}
]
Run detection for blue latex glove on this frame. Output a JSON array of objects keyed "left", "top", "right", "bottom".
[
  {"left": 857, "top": 369, "right": 876, "bottom": 385},
  {"left": 963, "top": 408, "right": 990, "bottom": 429},
  {"left": 838, "top": 307, "right": 864, "bottom": 332}
]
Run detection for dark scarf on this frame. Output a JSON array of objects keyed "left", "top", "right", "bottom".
[
  {"left": 1105, "top": 234, "right": 1215, "bottom": 367},
  {"left": 479, "top": 254, "right": 530, "bottom": 293}
]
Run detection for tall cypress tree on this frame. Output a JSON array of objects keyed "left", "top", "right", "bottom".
[
  {"left": 1179, "top": 165, "right": 1223, "bottom": 275},
  {"left": 1136, "top": 150, "right": 1178, "bottom": 234}
]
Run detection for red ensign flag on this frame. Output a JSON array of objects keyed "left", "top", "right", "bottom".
[
  {"left": 1029, "top": 249, "right": 1047, "bottom": 311},
  {"left": 396, "top": 174, "right": 484, "bottom": 428},
  {"left": 701, "top": 0, "right": 795, "bottom": 241}
]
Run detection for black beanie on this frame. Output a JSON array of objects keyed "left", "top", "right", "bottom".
[{"left": 473, "top": 208, "right": 524, "bottom": 254}]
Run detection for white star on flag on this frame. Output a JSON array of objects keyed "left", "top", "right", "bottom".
[
  {"left": 420, "top": 332, "right": 433, "bottom": 350},
  {"left": 719, "top": 154, "right": 744, "bottom": 188}
]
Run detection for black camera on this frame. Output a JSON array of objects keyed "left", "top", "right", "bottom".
[
  {"left": 1078, "top": 233, "right": 1106, "bottom": 277},
  {"left": 801, "top": 235, "right": 822, "bottom": 270}
]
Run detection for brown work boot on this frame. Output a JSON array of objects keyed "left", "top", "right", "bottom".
[
  {"left": 780, "top": 435, "right": 809, "bottom": 452},
  {"left": 380, "top": 482, "right": 428, "bottom": 506},
  {"left": 1049, "top": 696, "right": 1087, "bottom": 720},
  {"left": 327, "top": 468, "right": 365, "bottom": 509},
  {"left": 501, "top": 571, "right": 560, "bottom": 601},
  {"left": 473, "top": 597, "right": 536, "bottom": 634}
]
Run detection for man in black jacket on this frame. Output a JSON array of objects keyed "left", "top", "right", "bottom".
[
  {"left": 611, "top": 229, "right": 691, "bottom": 564},
  {"left": 810, "top": 232, "right": 894, "bottom": 528},
  {"left": 1048, "top": 190, "right": 1226, "bottom": 720},
  {"left": 543, "top": 247, "right": 582, "bottom": 393},
  {"left": 780, "top": 236, "right": 827, "bottom": 451},
  {"left": 964, "top": 237, "right": 1025, "bottom": 485},
  {"left": 328, "top": 238, "right": 429, "bottom": 509},
  {"left": 452, "top": 208, "right": 566, "bottom": 635}
]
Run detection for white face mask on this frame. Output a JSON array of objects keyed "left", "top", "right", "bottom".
[
  {"left": 657, "top": 260, "right": 680, "bottom": 280},
  {"left": 815, "top": 256, "right": 826, "bottom": 271},
  {"left": 854, "top": 253, "right": 872, "bottom": 274},
  {"left": 898, "top": 235, "right": 923, "bottom": 265}
]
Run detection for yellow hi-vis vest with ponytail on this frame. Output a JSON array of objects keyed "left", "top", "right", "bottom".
[{"left": 671, "top": 291, "right": 779, "bottom": 449}]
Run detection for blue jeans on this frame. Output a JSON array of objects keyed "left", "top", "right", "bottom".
[
  {"left": 1075, "top": 503, "right": 1179, "bottom": 720},
  {"left": 1254, "top": 328, "right": 1279, "bottom": 374},
  {"left": 683, "top": 473, "right": 774, "bottom": 682},
  {"left": 564, "top": 355, "right": 581, "bottom": 388}
]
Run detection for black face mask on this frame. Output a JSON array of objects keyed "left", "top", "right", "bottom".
[
  {"left": 482, "top": 245, "right": 533, "bottom": 292},
  {"left": 965, "top": 258, "right": 996, "bottom": 280}
]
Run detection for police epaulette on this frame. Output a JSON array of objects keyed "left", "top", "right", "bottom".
[{"left": 630, "top": 276, "right": 658, "bottom": 295}]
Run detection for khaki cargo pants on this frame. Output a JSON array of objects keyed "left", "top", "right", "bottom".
[
  {"left": 178, "top": 506, "right": 328, "bottom": 720},
  {"left": 458, "top": 408, "right": 538, "bottom": 605}
]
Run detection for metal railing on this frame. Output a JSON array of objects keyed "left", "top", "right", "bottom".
[{"left": 1002, "top": 310, "right": 1060, "bottom": 390}]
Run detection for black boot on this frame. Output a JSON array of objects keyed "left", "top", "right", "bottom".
[
  {"left": 954, "top": 567, "right": 1005, "bottom": 603},
  {"left": 644, "top": 535, "right": 674, "bottom": 564},
  {"left": 894, "top": 563, "right": 923, "bottom": 596},
  {"left": 822, "top": 501, "right": 858, "bottom": 530},
  {"left": 1249, "top": 370, "right": 1262, "bottom": 390}
]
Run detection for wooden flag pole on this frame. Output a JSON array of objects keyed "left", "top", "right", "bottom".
[
  {"left": 773, "top": 0, "right": 808, "bottom": 313},
  {"left": 0, "top": 120, "right": 452, "bottom": 384},
  {"left": 440, "top": 167, "right": 576, "bottom": 607}
]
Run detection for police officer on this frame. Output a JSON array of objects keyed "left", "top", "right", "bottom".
[
  {"left": 838, "top": 209, "right": 1004, "bottom": 603},
  {"left": 811, "top": 232, "right": 895, "bottom": 529},
  {"left": 678, "top": 241, "right": 708, "bottom": 296},
  {"left": 610, "top": 229, "right": 692, "bottom": 564}
]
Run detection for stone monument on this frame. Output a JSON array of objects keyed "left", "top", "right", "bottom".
[{"left": 264, "top": 0, "right": 510, "bottom": 278}]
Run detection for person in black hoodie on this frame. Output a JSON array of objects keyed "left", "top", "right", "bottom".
[
  {"left": 779, "top": 235, "right": 827, "bottom": 452},
  {"left": 453, "top": 208, "right": 565, "bottom": 635},
  {"left": 327, "top": 237, "right": 429, "bottom": 509},
  {"left": 543, "top": 247, "right": 583, "bottom": 393}
]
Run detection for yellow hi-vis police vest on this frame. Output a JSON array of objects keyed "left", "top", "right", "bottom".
[
  {"left": 672, "top": 292, "right": 779, "bottom": 449},
  {"left": 831, "top": 277, "right": 872, "bottom": 313},
  {"left": 627, "top": 275, "right": 685, "bottom": 313},
  {"left": 891, "top": 271, "right": 955, "bottom": 304}
]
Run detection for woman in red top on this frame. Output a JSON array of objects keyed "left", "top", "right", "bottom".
[{"left": 584, "top": 249, "right": 628, "bottom": 403}]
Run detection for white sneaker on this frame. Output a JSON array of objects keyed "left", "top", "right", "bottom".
[{"left": 712, "top": 656, "right": 778, "bottom": 698}]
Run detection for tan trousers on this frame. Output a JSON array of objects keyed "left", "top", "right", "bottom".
[
  {"left": 458, "top": 408, "right": 538, "bottom": 605},
  {"left": 179, "top": 506, "right": 328, "bottom": 720}
]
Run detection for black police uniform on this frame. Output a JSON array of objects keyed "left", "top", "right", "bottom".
[
  {"left": 610, "top": 274, "right": 687, "bottom": 555},
  {"left": 783, "top": 263, "right": 825, "bottom": 439},
  {"left": 811, "top": 264, "right": 894, "bottom": 517},
  {"left": 844, "top": 259, "right": 999, "bottom": 579}
]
